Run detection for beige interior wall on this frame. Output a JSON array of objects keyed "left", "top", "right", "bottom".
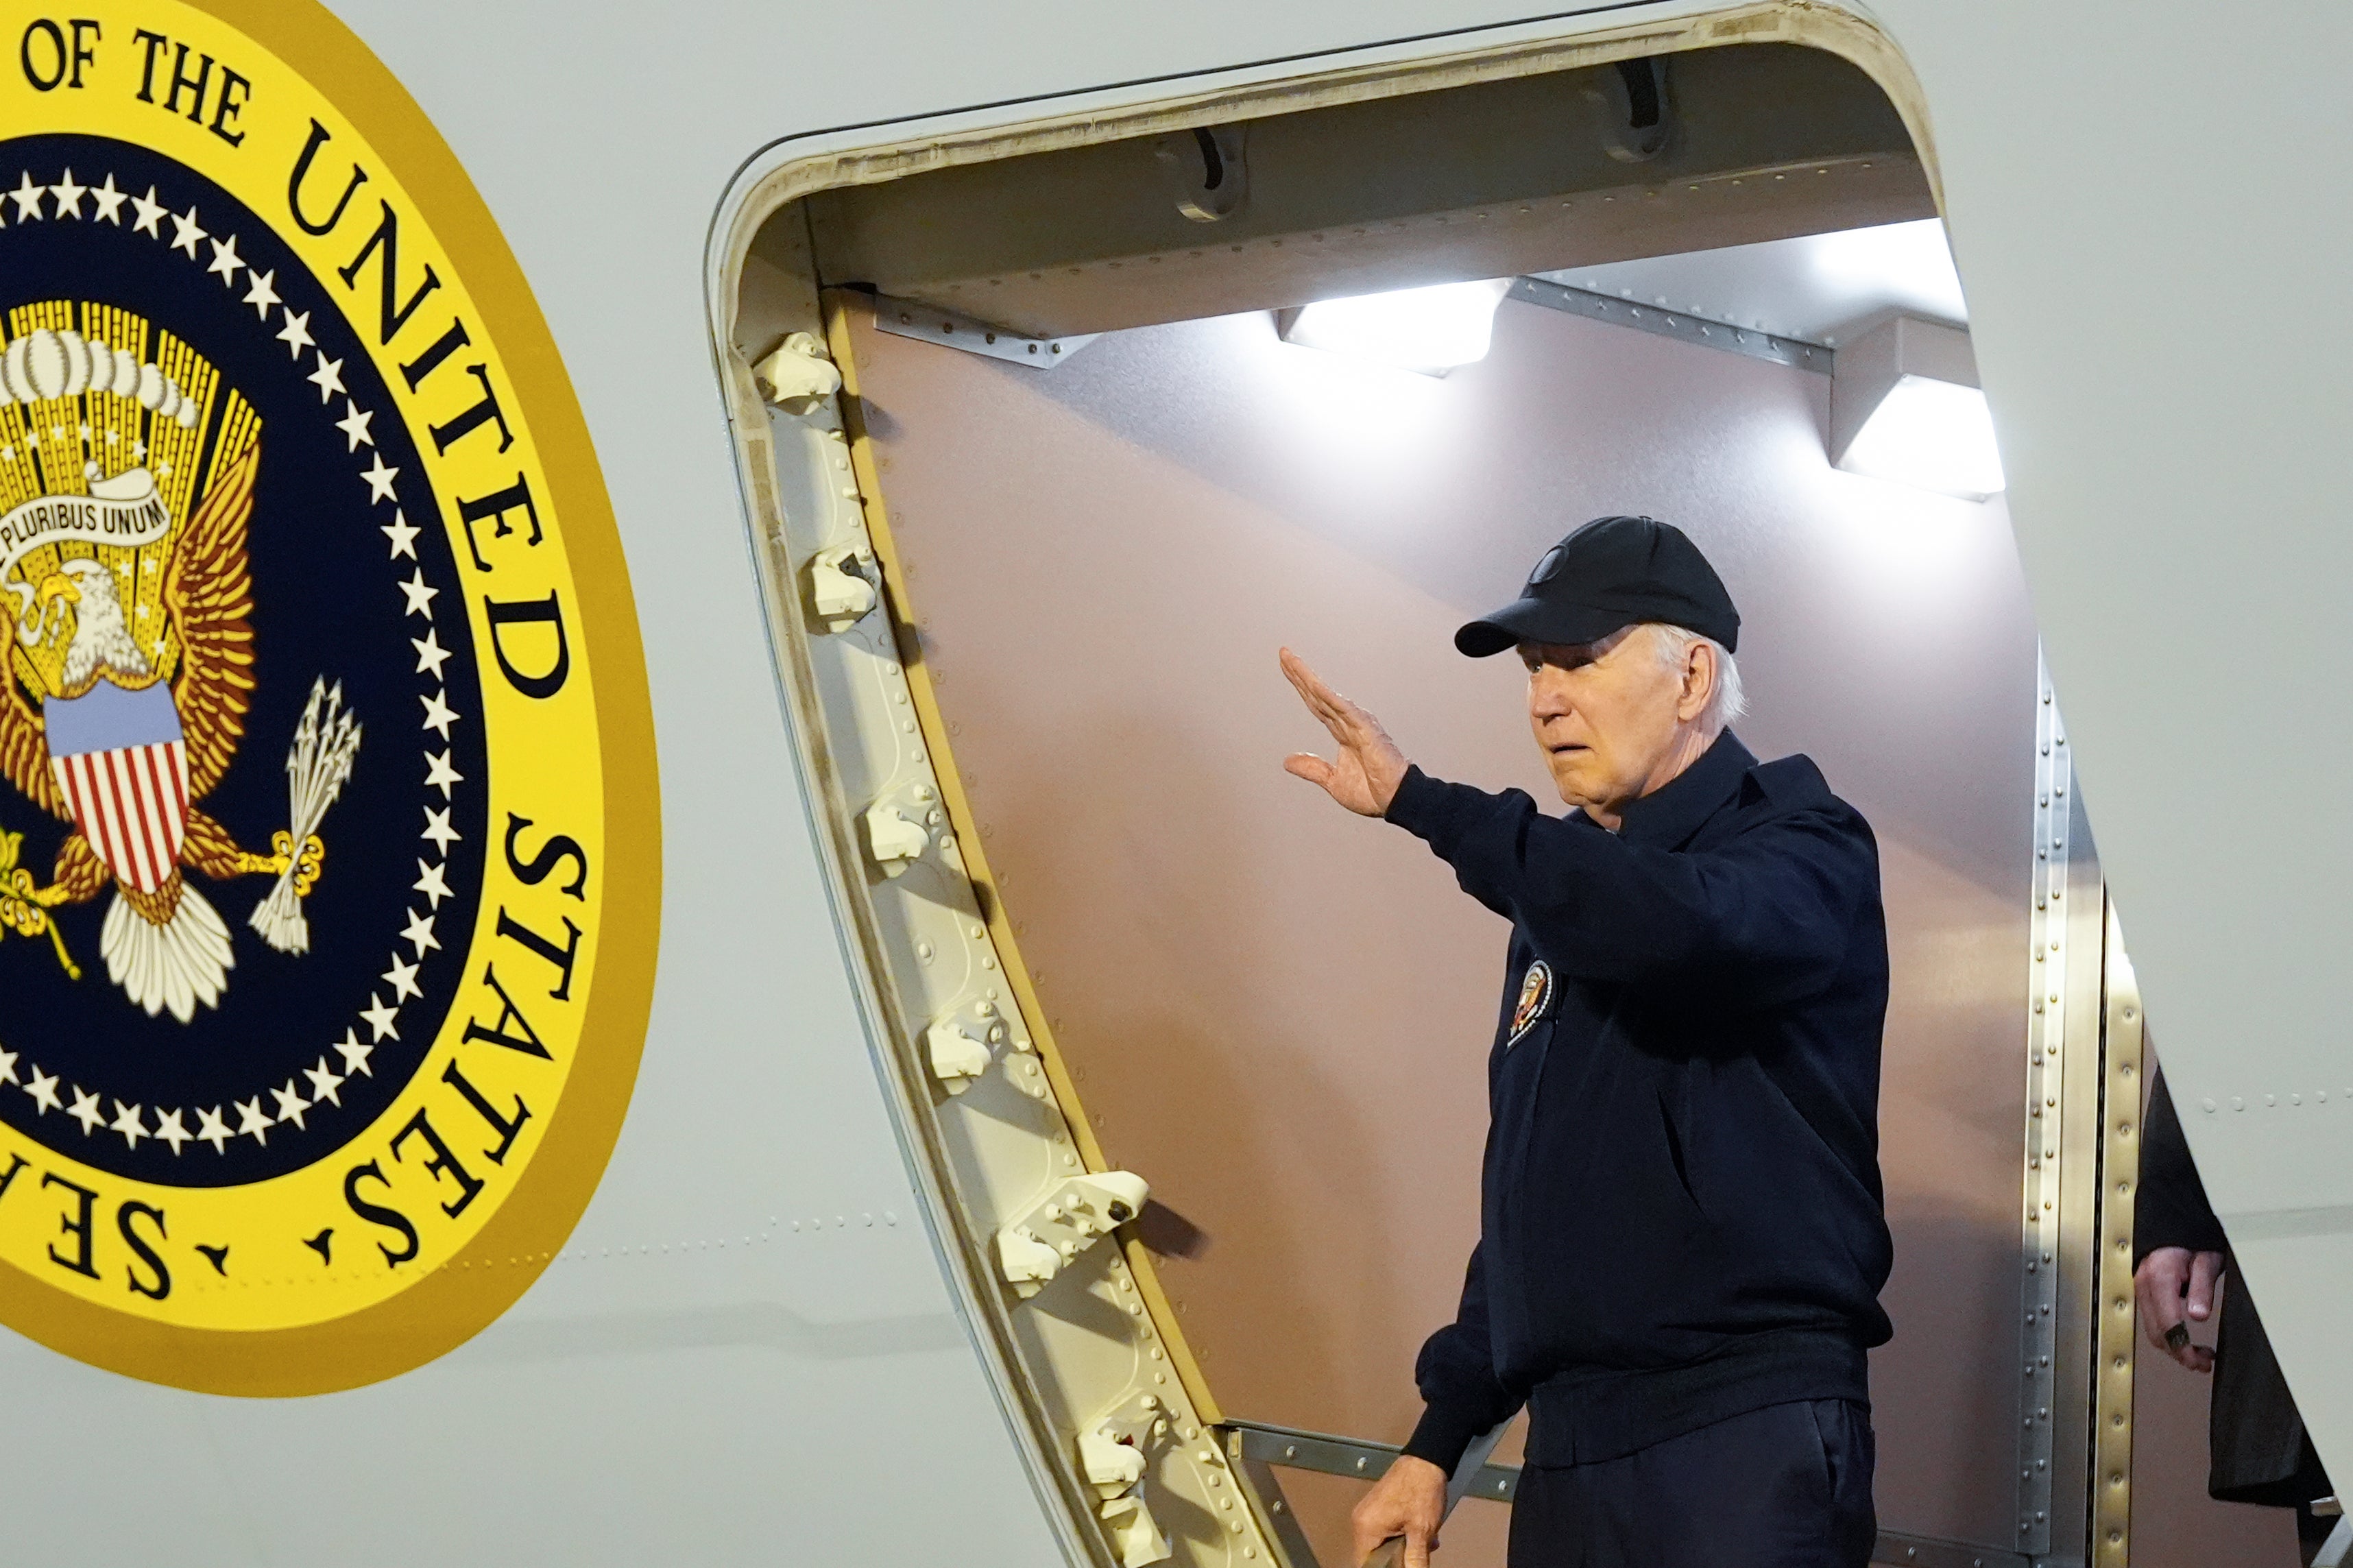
[{"left": 845, "top": 292, "right": 2254, "bottom": 1563}]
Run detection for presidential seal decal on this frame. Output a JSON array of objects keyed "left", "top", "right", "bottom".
[
  {"left": 1507, "top": 959, "right": 1552, "bottom": 1046},
  {"left": 0, "top": 0, "right": 657, "bottom": 1394}
]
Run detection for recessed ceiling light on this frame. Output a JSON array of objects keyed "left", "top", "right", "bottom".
[
  {"left": 1279, "top": 279, "right": 1512, "bottom": 376},
  {"left": 1829, "top": 315, "right": 2005, "bottom": 500}
]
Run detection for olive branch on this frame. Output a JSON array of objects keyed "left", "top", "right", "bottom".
[{"left": 0, "top": 827, "right": 79, "bottom": 980}]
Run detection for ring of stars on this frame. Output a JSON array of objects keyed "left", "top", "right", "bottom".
[{"left": 0, "top": 161, "right": 477, "bottom": 1155}]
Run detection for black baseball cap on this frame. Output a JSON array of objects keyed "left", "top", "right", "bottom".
[{"left": 1453, "top": 515, "right": 1740, "bottom": 658}]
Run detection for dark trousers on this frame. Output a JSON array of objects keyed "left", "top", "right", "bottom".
[{"left": 1508, "top": 1400, "right": 1876, "bottom": 1568}]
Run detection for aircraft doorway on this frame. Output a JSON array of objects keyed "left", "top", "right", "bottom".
[{"left": 717, "top": 21, "right": 2282, "bottom": 1567}]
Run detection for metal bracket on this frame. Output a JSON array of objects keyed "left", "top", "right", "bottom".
[
  {"left": 871, "top": 293, "right": 1096, "bottom": 369},
  {"left": 1221, "top": 1419, "right": 1517, "bottom": 1503},
  {"left": 1872, "top": 1532, "right": 2031, "bottom": 1568},
  {"left": 1511, "top": 276, "right": 1832, "bottom": 374},
  {"left": 1227, "top": 1444, "right": 1322, "bottom": 1568},
  {"left": 2019, "top": 655, "right": 2069, "bottom": 1553},
  {"left": 995, "top": 1170, "right": 1149, "bottom": 1296}
]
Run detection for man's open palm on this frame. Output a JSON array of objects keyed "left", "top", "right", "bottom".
[{"left": 1281, "top": 649, "right": 1408, "bottom": 817}]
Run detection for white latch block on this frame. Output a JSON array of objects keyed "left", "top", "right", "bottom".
[
  {"left": 995, "top": 1170, "right": 1149, "bottom": 1296},
  {"left": 998, "top": 1229, "right": 1062, "bottom": 1287},
  {"left": 926, "top": 1001, "right": 1046, "bottom": 1098},
  {"left": 1080, "top": 1390, "right": 1172, "bottom": 1495},
  {"left": 865, "top": 804, "right": 928, "bottom": 875},
  {"left": 1078, "top": 1429, "right": 1148, "bottom": 1492},
  {"left": 808, "top": 546, "right": 876, "bottom": 628},
  {"left": 1081, "top": 1390, "right": 1175, "bottom": 1567},
  {"left": 752, "top": 331, "right": 843, "bottom": 413},
  {"left": 926, "top": 1020, "right": 992, "bottom": 1094},
  {"left": 1099, "top": 1494, "right": 1172, "bottom": 1567}
]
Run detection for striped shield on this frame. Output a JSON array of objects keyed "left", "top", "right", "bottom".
[{"left": 45, "top": 681, "right": 189, "bottom": 895}]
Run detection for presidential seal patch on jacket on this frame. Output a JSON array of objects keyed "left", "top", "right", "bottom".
[
  {"left": 1508, "top": 958, "right": 1553, "bottom": 1046},
  {"left": 0, "top": 0, "right": 657, "bottom": 1395}
]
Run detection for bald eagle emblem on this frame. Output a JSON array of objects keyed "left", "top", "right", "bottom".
[
  {"left": 1508, "top": 959, "right": 1552, "bottom": 1046},
  {"left": 0, "top": 322, "right": 359, "bottom": 1022}
]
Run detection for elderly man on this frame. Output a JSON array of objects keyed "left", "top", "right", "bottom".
[{"left": 1281, "top": 516, "right": 1893, "bottom": 1568}]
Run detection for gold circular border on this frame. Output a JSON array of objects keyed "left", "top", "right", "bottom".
[{"left": 0, "top": 0, "right": 662, "bottom": 1395}]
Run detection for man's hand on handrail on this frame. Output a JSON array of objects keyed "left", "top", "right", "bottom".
[{"left": 1351, "top": 1452, "right": 1447, "bottom": 1568}]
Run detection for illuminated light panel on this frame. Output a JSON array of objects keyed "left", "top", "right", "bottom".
[
  {"left": 1826, "top": 314, "right": 2005, "bottom": 501},
  {"left": 1835, "top": 372, "right": 2007, "bottom": 500},
  {"left": 1279, "top": 279, "right": 1512, "bottom": 376}
]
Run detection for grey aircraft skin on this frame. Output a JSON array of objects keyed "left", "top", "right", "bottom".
[{"left": 0, "top": 3, "right": 2346, "bottom": 1565}]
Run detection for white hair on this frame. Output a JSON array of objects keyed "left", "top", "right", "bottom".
[{"left": 1643, "top": 622, "right": 1746, "bottom": 732}]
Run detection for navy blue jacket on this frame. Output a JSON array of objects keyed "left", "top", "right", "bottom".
[{"left": 1388, "top": 732, "right": 1893, "bottom": 1472}]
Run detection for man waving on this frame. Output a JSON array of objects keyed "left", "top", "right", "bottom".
[{"left": 1283, "top": 516, "right": 1892, "bottom": 1568}]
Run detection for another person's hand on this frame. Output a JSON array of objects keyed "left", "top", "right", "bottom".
[
  {"left": 1351, "top": 1454, "right": 1447, "bottom": 1567},
  {"left": 1280, "top": 649, "right": 1408, "bottom": 817},
  {"left": 2136, "top": 1246, "right": 2225, "bottom": 1372}
]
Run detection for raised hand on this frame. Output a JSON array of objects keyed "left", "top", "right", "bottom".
[{"left": 1280, "top": 648, "right": 1408, "bottom": 817}]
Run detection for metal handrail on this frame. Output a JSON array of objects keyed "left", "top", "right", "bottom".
[
  {"left": 1217, "top": 1415, "right": 2029, "bottom": 1568},
  {"left": 1222, "top": 1419, "right": 1520, "bottom": 1501},
  {"left": 1219, "top": 1418, "right": 1510, "bottom": 1568}
]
